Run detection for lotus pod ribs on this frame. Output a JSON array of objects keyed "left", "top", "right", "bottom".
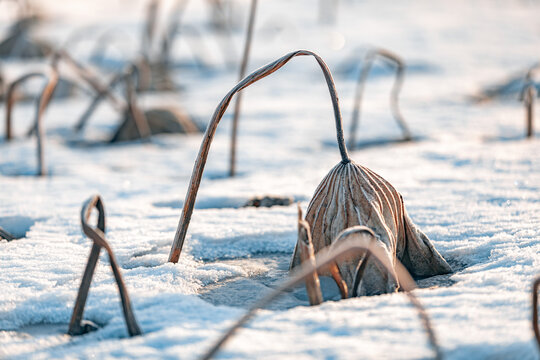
[{"left": 290, "top": 160, "right": 451, "bottom": 296}]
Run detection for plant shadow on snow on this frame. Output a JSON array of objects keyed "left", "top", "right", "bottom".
[
  {"left": 198, "top": 252, "right": 462, "bottom": 311},
  {"left": 0, "top": 215, "right": 46, "bottom": 240},
  {"left": 153, "top": 195, "right": 307, "bottom": 210}
]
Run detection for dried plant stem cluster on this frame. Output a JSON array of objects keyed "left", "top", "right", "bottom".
[
  {"left": 348, "top": 48, "right": 411, "bottom": 150},
  {"left": 68, "top": 195, "right": 141, "bottom": 337},
  {"left": 168, "top": 50, "right": 350, "bottom": 263},
  {"left": 201, "top": 226, "right": 442, "bottom": 360}
]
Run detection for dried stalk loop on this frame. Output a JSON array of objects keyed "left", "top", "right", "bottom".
[
  {"left": 68, "top": 195, "right": 141, "bottom": 337},
  {"left": 348, "top": 48, "right": 412, "bottom": 151},
  {"left": 229, "top": 0, "right": 258, "bottom": 177},
  {"left": 296, "top": 204, "right": 323, "bottom": 305},
  {"left": 5, "top": 69, "right": 58, "bottom": 176},
  {"left": 533, "top": 276, "right": 540, "bottom": 351},
  {"left": 200, "top": 225, "right": 442, "bottom": 360},
  {"left": 0, "top": 226, "right": 15, "bottom": 241},
  {"left": 168, "top": 50, "right": 350, "bottom": 263}
]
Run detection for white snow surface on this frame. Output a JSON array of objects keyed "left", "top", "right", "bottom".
[{"left": 1, "top": 0, "right": 540, "bottom": 359}]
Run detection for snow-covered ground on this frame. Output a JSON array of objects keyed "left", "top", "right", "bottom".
[{"left": 1, "top": 0, "right": 539, "bottom": 358}]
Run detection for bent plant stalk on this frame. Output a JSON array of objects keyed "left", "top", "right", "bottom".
[
  {"left": 200, "top": 226, "right": 442, "bottom": 360},
  {"left": 533, "top": 276, "right": 540, "bottom": 351},
  {"left": 229, "top": 0, "right": 257, "bottom": 177},
  {"left": 296, "top": 205, "right": 323, "bottom": 305},
  {"left": 168, "top": 49, "right": 350, "bottom": 263},
  {"left": 5, "top": 70, "right": 58, "bottom": 176},
  {"left": 68, "top": 195, "right": 141, "bottom": 337},
  {"left": 348, "top": 48, "right": 412, "bottom": 151}
]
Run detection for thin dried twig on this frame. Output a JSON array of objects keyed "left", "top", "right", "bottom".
[
  {"left": 200, "top": 226, "right": 442, "bottom": 360},
  {"left": 229, "top": 0, "right": 257, "bottom": 177},
  {"left": 0, "top": 226, "right": 15, "bottom": 241},
  {"left": 68, "top": 195, "right": 141, "bottom": 337},
  {"left": 348, "top": 48, "right": 411, "bottom": 151},
  {"left": 4, "top": 69, "right": 58, "bottom": 176},
  {"left": 533, "top": 276, "right": 540, "bottom": 351},
  {"left": 522, "top": 70, "right": 537, "bottom": 138},
  {"left": 168, "top": 50, "right": 350, "bottom": 263}
]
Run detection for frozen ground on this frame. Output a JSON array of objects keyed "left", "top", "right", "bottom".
[{"left": 1, "top": 0, "right": 540, "bottom": 359}]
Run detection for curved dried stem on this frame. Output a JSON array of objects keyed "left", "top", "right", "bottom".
[
  {"left": 297, "top": 205, "right": 323, "bottom": 305},
  {"left": 533, "top": 276, "right": 540, "bottom": 351},
  {"left": 5, "top": 70, "right": 58, "bottom": 176},
  {"left": 229, "top": 0, "right": 257, "bottom": 177},
  {"left": 75, "top": 61, "right": 149, "bottom": 133},
  {"left": 348, "top": 48, "right": 411, "bottom": 151},
  {"left": 68, "top": 195, "right": 142, "bottom": 337},
  {"left": 168, "top": 50, "right": 350, "bottom": 263},
  {"left": 51, "top": 50, "right": 125, "bottom": 111},
  {"left": 200, "top": 226, "right": 442, "bottom": 360}
]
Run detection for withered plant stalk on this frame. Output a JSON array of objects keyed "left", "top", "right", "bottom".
[
  {"left": 348, "top": 48, "right": 411, "bottom": 151},
  {"left": 68, "top": 195, "right": 141, "bottom": 337},
  {"left": 200, "top": 226, "right": 442, "bottom": 360},
  {"left": 229, "top": 0, "right": 257, "bottom": 177},
  {"left": 523, "top": 82, "right": 536, "bottom": 138},
  {"left": 5, "top": 70, "right": 58, "bottom": 176},
  {"left": 297, "top": 205, "right": 323, "bottom": 305},
  {"left": 168, "top": 50, "right": 350, "bottom": 263}
]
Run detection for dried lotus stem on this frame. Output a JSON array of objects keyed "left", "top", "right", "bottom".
[
  {"left": 168, "top": 50, "right": 350, "bottom": 263},
  {"left": 142, "top": 0, "right": 159, "bottom": 60},
  {"left": 51, "top": 50, "right": 125, "bottom": 111},
  {"left": 159, "top": 0, "right": 190, "bottom": 67},
  {"left": 0, "top": 226, "right": 15, "bottom": 241},
  {"left": 229, "top": 0, "right": 258, "bottom": 177},
  {"left": 523, "top": 81, "right": 536, "bottom": 138},
  {"left": 200, "top": 226, "right": 442, "bottom": 360},
  {"left": 348, "top": 48, "right": 411, "bottom": 151},
  {"left": 533, "top": 276, "right": 540, "bottom": 350},
  {"left": 68, "top": 195, "right": 141, "bottom": 337},
  {"left": 296, "top": 205, "right": 323, "bottom": 305},
  {"left": 5, "top": 70, "right": 58, "bottom": 176}
]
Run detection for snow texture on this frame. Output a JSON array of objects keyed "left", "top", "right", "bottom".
[{"left": 1, "top": 0, "right": 539, "bottom": 359}]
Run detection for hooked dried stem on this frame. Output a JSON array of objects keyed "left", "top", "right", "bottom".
[
  {"left": 533, "top": 276, "right": 540, "bottom": 351},
  {"left": 168, "top": 50, "right": 350, "bottom": 263},
  {"left": 5, "top": 70, "right": 58, "bottom": 176},
  {"left": 68, "top": 195, "right": 141, "bottom": 337},
  {"left": 200, "top": 225, "right": 442, "bottom": 360},
  {"left": 229, "top": 0, "right": 257, "bottom": 177},
  {"left": 348, "top": 48, "right": 411, "bottom": 151}
]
